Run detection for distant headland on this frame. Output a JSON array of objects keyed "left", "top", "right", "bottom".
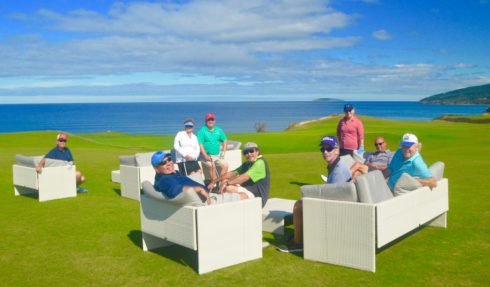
[
  {"left": 312, "top": 98, "right": 344, "bottom": 102},
  {"left": 419, "top": 83, "right": 490, "bottom": 105}
]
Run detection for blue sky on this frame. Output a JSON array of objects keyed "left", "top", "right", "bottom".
[{"left": 0, "top": 0, "right": 489, "bottom": 103}]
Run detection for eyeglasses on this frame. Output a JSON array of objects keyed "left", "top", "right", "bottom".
[
  {"left": 243, "top": 149, "right": 256, "bottom": 155},
  {"left": 159, "top": 157, "right": 172, "bottom": 165},
  {"left": 184, "top": 125, "right": 193, "bottom": 128},
  {"left": 375, "top": 142, "right": 384, "bottom": 146},
  {"left": 320, "top": 146, "right": 334, "bottom": 153},
  {"left": 58, "top": 139, "right": 67, "bottom": 142},
  {"left": 207, "top": 118, "right": 215, "bottom": 122}
]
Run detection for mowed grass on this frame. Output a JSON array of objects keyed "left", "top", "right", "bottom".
[{"left": 0, "top": 116, "right": 488, "bottom": 286}]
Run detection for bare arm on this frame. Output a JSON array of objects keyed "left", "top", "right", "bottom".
[
  {"left": 199, "top": 144, "right": 211, "bottom": 161},
  {"left": 35, "top": 158, "right": 46, "bottom": 173},
  {"left": 417, "top": 177, "right": 437, "bottom": 188}
]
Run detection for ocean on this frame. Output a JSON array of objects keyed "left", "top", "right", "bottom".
[{"left": 0, "top": 101, "right": 486, "bottom": 134}]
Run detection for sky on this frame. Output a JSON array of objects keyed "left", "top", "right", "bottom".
[{"left": 0, "top": 0, "right": 489, "bottom": 103}]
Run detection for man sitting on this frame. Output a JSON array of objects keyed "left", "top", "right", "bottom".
[
  {"left": 278, "top": 136, "right": 351, "bottom": 253},
  {"left": 350, "top": 136, "right": 393, "bottom": 179}
]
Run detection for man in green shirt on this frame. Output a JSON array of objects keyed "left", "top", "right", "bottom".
[
  {"left": 197, "top": 113, "right": 228, "bottom": 189},
  {"left": 215, "top": 142, "right": 270, "bottom": 207}
]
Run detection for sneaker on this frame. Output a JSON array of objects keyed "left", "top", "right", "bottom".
[
  {"left": 77, "top": 187, "right": 88, "bottom": 193},
  {"left": 320, "top": 174, "right": 328, "bottom": 183},
  {"left": 262, "top": 241, "right": 270, "bottom": 249},
  {"left": 277, "top": 241, "right": 303, "bottom": 253}
]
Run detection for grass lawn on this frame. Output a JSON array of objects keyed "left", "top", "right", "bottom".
[{"left": 0, "top": 116, "right": 488, "bottom": 286}]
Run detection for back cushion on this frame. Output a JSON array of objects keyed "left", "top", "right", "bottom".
[
  {"left": 355, "top": 170, "right": 393, "bottom": 203},
  {"left": 339, "top": 155, "right": 356, "bottom": 168},
  {"left": 429, "top": 161, "right": 445, "bottom": 181},
  {"left": 16, "top": 155, "right": 43, "bottom": 168},
  {"left": 120, "top": 155, "right": 137, "bottom": 166},
  {"left": 141, "top": 181, "right": 205, "bottom": 206},
  {"left": 301, "top": 182, "right": 358, "bottom": 202},
  {"left": 44, "top": 158, "right": 69, "bottom": 167},
  {"left": 135, "top": 152, "right": 155, "bottom": 167},
  {"left": 393, "top": 172, "right": 422, "bottom": 196},
  {"left": 227, "top": 141, "right": 242, "bottom": 150}
]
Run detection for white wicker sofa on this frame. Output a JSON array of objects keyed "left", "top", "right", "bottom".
[
  {"left": 302, "top": 162, "right": 448, "bottom": 272},
  {"left": 13, "top": 154, "right": 77, "bottom": 202},
  {"left": 140, "top": 181, "right": 262, "bottom": 274}
]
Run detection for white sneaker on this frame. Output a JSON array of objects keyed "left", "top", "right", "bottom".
[
  {"left": 262, "top": 241, "right": 270, "bottom": 249},
  {"left": 320, "top": 174, "right": 328, "bottom": 183}
]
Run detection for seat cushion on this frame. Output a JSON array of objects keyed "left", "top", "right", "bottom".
[
  {"left": 135, "top": 152, "right": 154, "bottom": 167},
  {"left": 44, "top": 158, "right": 69, "bottom": 167},
  {"left": 301, "top": 182, "right": 358, "bottom": 202},
  {"left": 119, "top": 155, "right": 137, "bottom": 166},
  {"left": 355, "top": 170, "right": 393, "bottom": 203},
  {"left": 393, "top": 172, "right": 423, "bottom": 196},
  {"left": 141, "top": 181, "right": 205, "bottom": 206},
  {"left": 429, "top": 161, "right": 445, "bottom": 181}
]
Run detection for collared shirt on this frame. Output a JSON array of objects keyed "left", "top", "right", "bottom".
[
  {"left": 197, "top": 125, "right": 227, "bottom": 155},
  {"left": 234, "top": 155, "right": 270, "bottom": 207},
  {"left": 366, "top": 149, "right": 393, "bottom": 166},
  {"left": 337, "top": 116, "right": 364, "bottom": 150},
  {"left": 388, "top": 149, "right": 432, "bottom": 190},
  {"left": 154, "top": 171, "right": 208, "bottom": 199},
  {"left": 45, "top": 146, "right": 74, "bottom": 162},
  {"left": 327, "top": 157, "right": 352, "bottom": 184},
  {"left": 173, "top": 131, "right": 200, "bottom": 163}
]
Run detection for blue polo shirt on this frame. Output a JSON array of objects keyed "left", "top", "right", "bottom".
[
  {"left": 388, "top": 149, "right": 432, "bottom": 190},
  {"left": 154, "top": 171, "right": 208, "bottom": 199},
  {"left": 45, "top": 147, "right": 74, "bottom": 162}
]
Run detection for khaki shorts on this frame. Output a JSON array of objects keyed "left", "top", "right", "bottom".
[
  {"left": 202, "top": 155, "right": 227, "bottom": 167},
  {"left": 236, "top": 185, "right": 255, "bottom": 199}
]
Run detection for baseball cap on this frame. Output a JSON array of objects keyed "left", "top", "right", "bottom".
[
  {"left": 319, "top": 135, "right": 338, "bottom": 147},
  {"left": 57, "top": 133, "right": 67, "bottom": 140},
  {"left": 243, "top": 142, "right": 259, "bottom": 150},
  {"left": 401, "top": 133, "right": 418, "bottom": 147},
  {"left": 205, "top": 113, "right": 215, "bottom": 121},
  {"left": 151, "top": 151, "right": 172, "bottom": 167},
  {"left": 343, "top": 104, "right": 354, "bottom": 112}
]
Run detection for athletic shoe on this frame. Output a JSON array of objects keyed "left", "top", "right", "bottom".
[
  {"left": 77, "top": 187, "right": 88, "bottom": 193},
  {"left": 320, "top": 174, "right": 328, "bottom": 183},
  {"left": 262, "top": 241, "right": 270, "bottom": 249},
  {"left": 277, "top": 242, "right": 303, "bottom": 253}
]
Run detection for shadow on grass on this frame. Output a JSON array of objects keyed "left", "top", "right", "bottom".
[
  {"left": 127, "top": 230, "right": 198, "bottom": 272},
  {"left": 376, "top": 224, "right": 433, "bottom": 254},
  {"left": 289, "top": 181, "right": 313, "bottom": 186},
  {"left": 112, "top": 188, "right": 121, "bottom": 196},
  {"left": 264, "top": 227, "right": 304, "bottom": 258}
]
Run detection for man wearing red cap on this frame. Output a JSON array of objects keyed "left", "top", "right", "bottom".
[
  {"left": 197, "top": 113, "right": 228, "bottom": 189},
  {"left": 35, "top": 133, "right": 87, "bottom": 192}
]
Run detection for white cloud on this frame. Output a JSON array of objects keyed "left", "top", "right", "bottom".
[{"left": 372, "top": 29, "right": 392, "bottom": 40}]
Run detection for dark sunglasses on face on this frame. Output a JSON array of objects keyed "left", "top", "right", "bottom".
[
  {"left": 207, "top": 118, "right": 215, "bottom": 122},
  {"left": 184, "top": 125, "right": 193, "bottom": 128},
  {"left": 243, "top": 149, "right": 256, "bottom": 155},
  {"left": 159, "top": 157, "right": 172, "bottom": 165},
  {"left": 58, "top": 139, "right": 67, "bottom": 142},
  {"left": 375, "top": 142, "right": 384, "bottom": 146},
  {"left": 320, "top": 146, "right": 334, "bottom": 153}
]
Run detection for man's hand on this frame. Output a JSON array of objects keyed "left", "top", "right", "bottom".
[{"left": 35, "top": 165, "right": 42, "bottom": 173}]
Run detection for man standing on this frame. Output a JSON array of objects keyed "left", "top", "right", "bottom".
[
  {"left": 387, "top": 133, "right": 437, "bottom": 190},
  {"left": 197, "top": 113, "right": 228, "bottom": 189},
  {"left": 35, "top": 133, "right": 87, "bottom": 193},
  {"left": 337, "top": 104, "right": 364, "bottom": 156},
  {"left": 278, "top": 135, "right": 351, "bottom": 253},
  {"left": 215, "top": 142, "right": 270, "bottom": 207}
]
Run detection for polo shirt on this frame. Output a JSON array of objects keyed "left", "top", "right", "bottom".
[
  {"left": 45, "top": 147, "right": 74, "bottom": 162},
  {"left": 154, "top": 171, "right": 208, "bottom": 199},
  {"left": 327, "top": 157, "right": 352, "bottom": 184},
  {"left": 234, "top": 155, "right": 270, "bottom": 207},
  {"left": 337, "top": 116, "right": 364, "bottom": 150},
  {"left": 366, "top": 150, "right": 393, "bottom": 166},
  {"left": 388, "top": 149, "right": 432, "bottom": 190},
  {"left": 197, "top": 126, "right": 227, "bottom": 156}
]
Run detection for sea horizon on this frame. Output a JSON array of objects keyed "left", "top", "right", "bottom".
[{"left": 0, "top": 101, "right": 486, "bottom": 135}]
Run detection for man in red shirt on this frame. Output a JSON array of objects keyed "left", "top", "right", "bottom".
[{"left": 336, "top": 104, "right": 364, "bottom": 156}]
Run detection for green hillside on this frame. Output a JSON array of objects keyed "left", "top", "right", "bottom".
[
  {"left": 0, "top": 116, "right": 488, "bottom": 286},
  {"left": 419, "top": 83, "right": 490, "bottom": 104}
]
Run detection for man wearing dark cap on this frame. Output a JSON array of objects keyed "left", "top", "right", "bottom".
[
  {"left": 35, "top": 133, "right": 87, "bottom": 192},
  {"left": 337, "top": 103, "right": 365, "bottom": 157},
  {"left": 278, "top": 135, "right": 351, "bottom": 253},
  {"left": 197, "top": 113, "right": 229, "bottom": 189},
  {"left": 214, "top": 142, "right": 270, "bottom": 207}
]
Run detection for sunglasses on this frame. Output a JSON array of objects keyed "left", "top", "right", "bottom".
[
  {"left": 320, "top": 146, "right": 334, "bottom": 153},
  {"left": 375, "top": 142, "right": 384, "bottom": 146},
  {"left": 243, "top": 149, "right": 256, "bottom": 155},
  {"left": 184, "top": 125, "right": 193, "bottom": 128},
  {"left": 207, "top": 118, "right": 215, "bottom": 122},
  {"left": 58, "top": 139, "right": 67, "bottom": 142},
  {"left": 159, "top": 157, "right": 172, "bottom": 165}
]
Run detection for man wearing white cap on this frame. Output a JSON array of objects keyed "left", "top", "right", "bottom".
[{"left": 386, "top": 133, "right": 437, "bottom": 190}]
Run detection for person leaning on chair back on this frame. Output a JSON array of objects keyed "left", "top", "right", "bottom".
[
  {"left": 35, "top": 133, "right": 87, "bottom": 193},
  {"left": 278, "top": 135, "right": 351, "bottom": 253},
  {"left": 386, "top": 133, "right": 437, "bottom": 190},
  {"left": 337, "top": 103, "right": 365, "bottom": 157},
  {"left": 173, "top": 118, "right": 201, "bottom": 176},
  {"left": 351, "top": 136, "right": 393, "bottom": 179}
]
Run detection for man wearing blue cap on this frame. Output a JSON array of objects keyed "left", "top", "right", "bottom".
[
  {"left": 386, "top": 133, "right": 436, "bottom": 190},
  {"left": 278, "top": 135, "right": 351, "bottom": 253}
]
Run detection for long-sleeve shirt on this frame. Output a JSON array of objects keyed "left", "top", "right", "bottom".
[
  {"left": 173, "top": 131, "right": 200, "bottom": 163},
  {"left": 337, "top": 116, "right": 364, "bottom": 150}
]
